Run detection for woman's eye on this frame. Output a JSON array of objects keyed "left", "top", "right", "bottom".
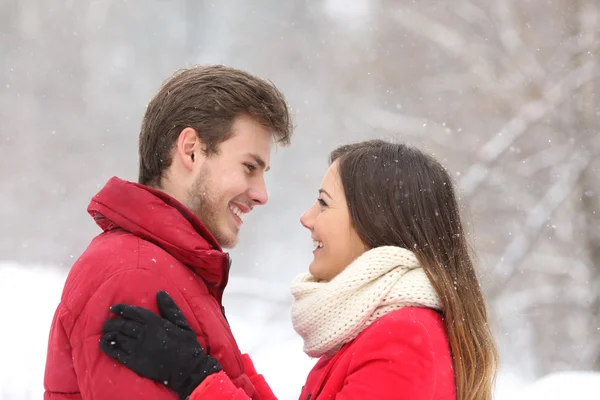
[
  {"left": 318, "top": 198, "right": 328, "bottom": 207},
  {"left": 244, "top": 163, "right": 256, "bottom": 172}
]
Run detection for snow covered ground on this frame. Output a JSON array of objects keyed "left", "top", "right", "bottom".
[{"left": 1, "top": 262, "right": 598, "bottom": 400}]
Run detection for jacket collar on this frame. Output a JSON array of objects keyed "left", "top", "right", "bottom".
[{"left": 88, "top": 177, "right": 230, "bottom": 297}]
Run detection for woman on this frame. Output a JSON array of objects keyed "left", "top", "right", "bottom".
[{"left": 100, "top": 140, "right": 498, "bottom": 400}]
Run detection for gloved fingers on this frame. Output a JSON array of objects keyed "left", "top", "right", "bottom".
[
  {"left": 102, "top": 317, "right": 142, "bottom": 338},
  {"left": 101, "top": 331, "right": 138, "bottom": 354},
  {"left": 109, "top": 303, "right": 157, "bottom": 325},
  {"left": 100, "top": 331, "right": 132, "bottom": 364},
  {"left": 156, "top": 290, "right": 192, "bottom": 331}
]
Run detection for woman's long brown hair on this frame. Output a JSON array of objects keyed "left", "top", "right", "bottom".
[{"left": 330, "top": 140, "right": 498, "bottom": 400}]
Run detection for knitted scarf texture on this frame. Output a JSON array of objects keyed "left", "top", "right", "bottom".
[{"left": 291, "top": 246, "right": 442, "bottom": 358}]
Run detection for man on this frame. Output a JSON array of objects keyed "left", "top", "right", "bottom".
[{"left": 44, "top": 65, "right": 293, "bottom": 400}]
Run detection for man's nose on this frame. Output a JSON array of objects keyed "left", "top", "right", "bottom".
[{"left": 248, "top": 178, "right": 268, "bottom": 205}]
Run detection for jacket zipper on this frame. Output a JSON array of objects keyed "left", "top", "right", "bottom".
[{"left": 220, "top": 254, "right": 232, "bottom": 324}]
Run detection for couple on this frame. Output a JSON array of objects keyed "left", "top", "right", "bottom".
[{"left": 44, "top": 65, "right": 497, "bottom": 400}]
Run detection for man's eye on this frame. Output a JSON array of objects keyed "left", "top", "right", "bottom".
[
  {"left": 318, "top": 198, "right": 328, "bottom": 207},
  {"left": 244, "top": 163, "right": 256, "bottom": 172}
]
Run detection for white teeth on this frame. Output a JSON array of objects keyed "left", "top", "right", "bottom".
[
  {"left": 229, "top": 205, "right": 244, "bottom": 221},
  {"left": 312, "top": 240, "right": 323, "bottom": 250}
]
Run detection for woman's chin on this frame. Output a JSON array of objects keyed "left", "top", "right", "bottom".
[{"left": 308, "top": 262, "right": 322, "bottom": 279}]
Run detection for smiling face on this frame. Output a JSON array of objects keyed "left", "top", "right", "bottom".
[
  {"left": 299, "top": 161, "right": 368, "bottom": 281},
  {"left": 183, "top": 115, "right": 273, "bottom": 248}
]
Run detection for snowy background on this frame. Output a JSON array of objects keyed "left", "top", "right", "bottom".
[
  {"left": 1, "top": 263, "right": 599, "bottom": 399},
  {"left": 1, "top": 0, "right": 600, "bottom": 399}
]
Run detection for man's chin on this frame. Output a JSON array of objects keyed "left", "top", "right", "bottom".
[
  {"left": 220, "top": 241, "right": 238, "bottom": 250},
  {"left": 216, "top": 231, "right": 238, "bottom": 249}
]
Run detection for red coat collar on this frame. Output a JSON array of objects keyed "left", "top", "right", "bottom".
[{"left": 88, "top": 177, "right": 229, "bottom": 293}]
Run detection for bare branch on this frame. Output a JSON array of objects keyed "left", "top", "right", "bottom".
[
  {"left": 495, "top": 0, "right": 545, "bottom": 74},
  {"left": 522, "top": 257, "right": 591, "bottom": 281},
  {"left": 353, "top": 104, "right": 461, "bottom": 146},
  {"left": 459, "top": 60, "right": 600, "bottom": 196},
  {"left": 490, "top": 150, "right": 592, "bottom": 293},
  {"left": 453, "top": 0, "right": 491, "bottom": 30},
  {"left": 546, "top": 36, "right": 600, "bottom": 79},
  {"left": 494, "top": 0, "right": 547, "bottom": 84},
  {"left": 516, "top": 143, "right": 573, "bottom": 177},
  {"left": 417, "top": 72, "right": 483, "bottom": 93},
  {"left": 392, "top": 8, "right": 506, "bottom": 99},
  {"left": 495, "top": 283, "right": 594, "bottom": 314}
]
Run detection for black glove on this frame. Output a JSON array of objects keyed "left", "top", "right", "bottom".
[{"left": 100, "top": 290, "right": 222, "bottom": 400}]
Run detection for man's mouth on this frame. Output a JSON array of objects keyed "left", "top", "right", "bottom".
[{"left": 229, "top": 204, "right": 246, "bottom": 225}]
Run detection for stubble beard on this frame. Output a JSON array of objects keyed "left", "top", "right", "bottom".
[{"left": 185, "top": 165, "right": 238, "bottom": 249}]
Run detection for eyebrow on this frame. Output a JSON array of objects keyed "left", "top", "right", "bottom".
[
  {"left": 318, "top": 189, "right": 333, "bottom": 200},
  {"left": 247, "top": 153, "right": 270, "bottom": 172}
]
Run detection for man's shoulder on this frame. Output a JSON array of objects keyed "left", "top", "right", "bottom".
[
  {"left": 74, "top": 229, "right": 143, "bottom": 274},
  {"left": 83, "top": 228, "right": 183, "bottom": 269},
  {"left": 62, "top": 230, "right": 187, "bottom": 311}
]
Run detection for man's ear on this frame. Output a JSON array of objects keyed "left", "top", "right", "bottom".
[{"left": 176, "top": 128, "right": 202, "bottom": 171}]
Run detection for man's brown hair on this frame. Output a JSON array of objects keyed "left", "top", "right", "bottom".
[{"left": 138, "top": 65, "right": 293, "bottom": 187}]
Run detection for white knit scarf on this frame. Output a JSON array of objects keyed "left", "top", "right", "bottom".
[{"left": 290, "top": 246, "right": 442, "bottom": 358}]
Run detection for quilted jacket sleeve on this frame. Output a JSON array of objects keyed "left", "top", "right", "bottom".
[
  {"left": 70, "top": 268, "right": 204, "bottom": 400},
  {"left": 189, "top": 355, "right": 278, "bottom": 400}
]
